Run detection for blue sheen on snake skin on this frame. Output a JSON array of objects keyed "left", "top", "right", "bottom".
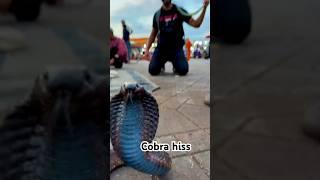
[
  {"left": 118, "top": 98, "right": 170, "bottom": 176},
  {"left": 46, "top": 123, "right": 103, "bottom": 180}
]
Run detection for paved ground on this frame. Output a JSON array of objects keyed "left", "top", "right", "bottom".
[
  {"left": 111, "top": 60, "right": 211, "bottom": 179},
  {"left": 214, "top": 0, "right": 320, "bottom": 179}
]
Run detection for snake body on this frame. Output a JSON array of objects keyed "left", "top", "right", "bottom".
[
  {"left": 0, "top": 67, "right": 107, "bottom": 180},
  {"left": 110, "top": 83, "right": 172, "bottom": 176}
]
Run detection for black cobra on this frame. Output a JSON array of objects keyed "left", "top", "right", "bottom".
[
  {"left": 0, "top": 67, "right": 107, "bottom": 180},
  {"left": 110, "top": 83, "right": 172, "bottom": 176}
]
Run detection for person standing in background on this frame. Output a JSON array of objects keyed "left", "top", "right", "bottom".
[
  {"left": 185, "top": 38, "right": 192, "bottom": 61},
  {"left": 121, "top": 20, "right": 133, "bottom": 62}
]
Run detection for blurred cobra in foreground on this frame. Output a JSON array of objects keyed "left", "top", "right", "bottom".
[{"left": 0, "top": 67, "right": 107, "bottom": 180}]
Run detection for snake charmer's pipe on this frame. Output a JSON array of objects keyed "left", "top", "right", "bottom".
[{"left": 110, "top": 83, "right": 172, "bottom": 176}]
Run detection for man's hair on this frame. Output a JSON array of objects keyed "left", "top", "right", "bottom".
[
  {"left": 121, "top": 20, "right": 126, "bottom": 27},
  {"left": 10, "top": 0, "right": 43, "bottom": 22}
]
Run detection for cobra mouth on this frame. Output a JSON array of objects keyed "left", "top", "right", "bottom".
[{"left": 120, "top": 83, "right": 145, "bottom": 102}]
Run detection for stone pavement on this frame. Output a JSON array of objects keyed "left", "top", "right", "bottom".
[
  {"left": 111, "top": 60, "right": 211, "bottom": 179},
  {"left": 214, "top": 0, "right": 320, "bottom": 179}
]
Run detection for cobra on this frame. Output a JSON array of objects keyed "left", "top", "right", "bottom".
[
  {"left": 0, "top": 67, "right": 107, "bottom": 180},
  {"left": 110, "top": 83, "right": 172, "bottom": 176},
  {"left": 0, "top": 67, "right": 171, "bottom": 178}
]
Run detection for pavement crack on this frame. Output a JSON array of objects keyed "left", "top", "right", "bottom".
[
  {"left": 225, "top": 48, "right": 304, "bottom": 95},
  {"left": 215, "top": 116, "right": 256, "bottom": 149}
]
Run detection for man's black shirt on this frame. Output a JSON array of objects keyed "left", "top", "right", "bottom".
[{"left": 153, "top": 4, "right": 191, "bottom": 50}]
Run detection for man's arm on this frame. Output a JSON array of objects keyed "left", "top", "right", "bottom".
[
  {"left": 145, "top": 28, "right": 158, "bottom": 54},
  {"left": 188, "top": 0, "right": 209, "bottom": 28}
]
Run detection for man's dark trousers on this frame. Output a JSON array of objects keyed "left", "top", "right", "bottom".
[{"left": 149, "top": 47, "right": 189, "bottom": 76}]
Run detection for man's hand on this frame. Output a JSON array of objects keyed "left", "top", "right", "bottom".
[
  {"left": 204, "top": 0, "right": 209, "bottom": 8},
  {"left": 143, "top": 49, "right": 151, "bottom": 61},
  {"left": 188, "top": 0, "right": 209, "bottom": 28},
  {"left": 110, "top": 58, "right": 115, "bottom": 65}
]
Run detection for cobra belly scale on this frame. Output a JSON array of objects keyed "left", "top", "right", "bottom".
[{"left": 110, "top": 84, "right": 172, "bottom": 176}]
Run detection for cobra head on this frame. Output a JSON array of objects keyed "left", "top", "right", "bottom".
[
  {"left": 120, "top": 82, "right": 145, "bottom": 101},
  {"left": 31, "top": 66, "right": 106, "bottom": 133}
]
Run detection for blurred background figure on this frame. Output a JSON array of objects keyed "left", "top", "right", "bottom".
[
  {"left": 185, "top": 38, "right": 192, "bottom": 61},
  {"left": 208, "top": 0, "right": 252, "bottom": 106},
  {"left": 121, "top": 20, "right": 133, "bottom": 62},
  {"left": 110, "top": 28, "right": 128, "bottom": 69},
  {"left": 0, "top": 0, "right": 43, "bottom": 22},
  {"left": 194, "top": 44, "right": 202, "bottom": 59},
  {"left": 212, "top": 0, "right": 251, "bottom": 44}
]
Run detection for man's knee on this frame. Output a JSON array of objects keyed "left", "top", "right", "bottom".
[
  {"left": 148, "top": 50, "right": 161, "bottom": 76},
  {"left": 149, "top": 65, "right": 161, "bottom": 76},
  {"left": 176, "top": 66, "right": 188, "bottom": 76},
  {"left": 175, "top": 52, "right": 189, "bottom": 75}
]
